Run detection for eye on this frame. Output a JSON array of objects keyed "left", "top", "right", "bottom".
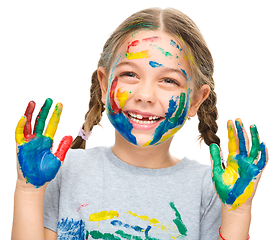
[
  {"left": 161, "top": 78, "right": 180, "bottom": 86},
  {"left": 120, "top": 72, "right": 137, "bottom": 78}
]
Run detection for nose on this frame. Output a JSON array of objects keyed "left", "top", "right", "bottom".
[{"left": 134, "top": 80, "right": 156, "bottom": 104}]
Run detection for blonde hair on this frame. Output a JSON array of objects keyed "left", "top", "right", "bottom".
[{"left": 71, "top": 7, "right": 220, "bottom": 149}]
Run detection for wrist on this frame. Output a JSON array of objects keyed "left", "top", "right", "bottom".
[
  {"left": 220, "top": 204, "right": 251, "bottom": 240},
  {"left": 15, "top": 179, "right": 47, "bottom": 195}
]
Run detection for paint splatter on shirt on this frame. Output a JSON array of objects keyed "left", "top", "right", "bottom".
[{"left": 44, "top": 147, "right": 221, "bottom": 240}]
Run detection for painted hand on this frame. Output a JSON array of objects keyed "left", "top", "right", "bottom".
[
  {"left": 15, "top": 98, "right": 73, "bottom": 188},
  {"left": 209, "top": 119, "right": 268, "bottom": 210}
]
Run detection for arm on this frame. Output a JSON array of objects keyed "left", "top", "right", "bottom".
[
  {"left": 12, "top": 99, "right": 72, "bottom": 240},
  {"left": 210, "top": 119, "right": 268, "bottom": 240}
]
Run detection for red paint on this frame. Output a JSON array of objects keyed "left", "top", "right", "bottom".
[
  {"left": 54, "top": 135, "right": 73, "bottom": 161},
  {"left": 109, "top": 77, "right": 121, "bottom": 114},
  {"left": 77, "top": 203, "right": 90, "bottom": 212},
  {"left": 23, "top": 101, "right": 36, "bottom": 140},
  {"left": 127, "top": 40, "right": 140, "bottom": 53},
  {"left": 142, "top": 36, "right": 160, "bottom": 42},
  {"left": 126, "top": 37, "right": 160, "bottom": 53}
]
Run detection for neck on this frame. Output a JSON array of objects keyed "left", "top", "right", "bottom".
[{"left": 111, "top": 131, "right": 180, "bottom": 169}]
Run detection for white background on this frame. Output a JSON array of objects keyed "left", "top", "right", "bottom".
[{"left": 1, "top": 0, "right": 275, "bottom": 238}]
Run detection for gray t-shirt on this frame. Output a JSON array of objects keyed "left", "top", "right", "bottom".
[{"left": 44, "top": 146, "right": 221, "bottom": 240}]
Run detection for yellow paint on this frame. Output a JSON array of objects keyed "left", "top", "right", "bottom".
[
  {"left": 15, "top": 116, "right": 27, "bottom": 145},
  {"left": 229, "top": 182, "right": 255, "bottom": 211},
  {"left": 125, "top": 211, "right": 160, "bottom": 227},
  {"left": 227, "top": 156, "right": 239, "bottom": 173},
  {"left": 139, "top": 215, "right": 149, "bottom": 221},
  {"left": 222, "top": 166, "right": 238, "bottom": 185},
  {"left": 227, "top": 121, "right": 238, "bottom": 156},
  {"left": 116, "top": 88, "right": 131, "bottom": 109},
  {"left": 126, "top": 50, "right": 150, "bottom": 60},
  {"left": 125, "top": 210, "right": 178, "bottom": 239},
  {"left": 45, "top": 103, "right": 63, "bottom": 139},
  {"left": 160, "top": 127, "right": 180, "bottom": 143},
  {"left": 183, "top": 54, "right": 195, "bottom": 65},
  {"left": 89, "top": 210, "right": 119, "bottom": 222},
  {"left": 142, "top": 138, "right": 153, "bottom": 147}
]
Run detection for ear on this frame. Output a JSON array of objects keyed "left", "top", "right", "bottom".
[
  {"left": 188, "top": 84, "right": 210, "bottom": 117},
  {"left": 97, "top": 67, "right": 109, "bottom": 104}
]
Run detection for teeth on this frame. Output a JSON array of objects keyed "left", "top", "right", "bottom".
[
  {"left": 128, "top": 112, "right": 160, "bottom": 124},
  {"left": 149, "top": 116, "right": 159, "bottom": 120}
]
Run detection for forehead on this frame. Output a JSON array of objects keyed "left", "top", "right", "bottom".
[{"left": 117, "top": 30, "right": 187, "bottom": 62}]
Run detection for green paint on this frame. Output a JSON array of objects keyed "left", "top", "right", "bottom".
[
  {"left": 115, "top": 230, "right": 142, "bottom": 240},
  {"left": 123, "top": 21, "right": 158, "bottom": 31},
  {"left": 209, "top": 144, "right": 230, "bottom": 203},
  {"left": 34, "top": 98, "right": 53, "bottom": 136},
  {"left": 170, "top": 202, "right": 187, "bottom": 237},
  {"left": 249, "top": 125, "right": 260, "bottom": 164},
  {"left": 171, "top": 93, "right": 185, "bottom": 124},
  {"left": 151, "top": 45, "right": 173, "bottom": 58},
  {"left": 89, "top": 230, "right": 121, "bottom": 240}
]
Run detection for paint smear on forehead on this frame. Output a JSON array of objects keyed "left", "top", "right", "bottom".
[
  {"left": 126, "top": 36, "right": 160, "bottom": 60},
  {"left": 149, "top": 61, "right": 164, "bottom": 68}
]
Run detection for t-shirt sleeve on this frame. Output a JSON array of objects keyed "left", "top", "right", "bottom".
[
  {"left": 200, "top": 168, "right": 222, "bottom": 240},
  {"left": 43, "top": 163, "right": 61, "bottom": 232}
]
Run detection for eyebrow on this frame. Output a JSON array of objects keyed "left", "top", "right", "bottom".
[{"left": 115, "top": 61, "right": 188, "bottom": 81}]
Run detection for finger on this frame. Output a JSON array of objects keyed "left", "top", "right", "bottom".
[
  {"left": 256, "top": 142, "right": 268, "bottom": 172},
  {"left": 45, "top": 103, "right": 63, "bottom": 139},
  {"left": 34, "top": 98, "right": 53, "bottom": 136},
  {"left": 210, "top": 144, "right": 224, "bottom": 176},
  {"left": 235, "top": 118, "right": 249, "bottom": 156},
  {"left": 23, "top": 101, "right": 36, "bottom": 138},
  {"left": 54, "top": 136, "right": 73, "bottom": 162},
  {"left": 227, "top": 120, "right": 238, "bottom": 156},
  {"left": 248, "top": 124, "right": 261, "bottom": 164},
  {"left": 15, "top": 116, "right": 27, "bottom": 145}
]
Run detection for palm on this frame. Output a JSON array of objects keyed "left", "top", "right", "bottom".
[
  {"left": 210, "top": 119, "right": 268, "bottom": 210},
  {"left": 15, "top": 98, "right": 72, "bottom": 188}
]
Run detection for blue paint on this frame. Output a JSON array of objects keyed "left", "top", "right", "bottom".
[
  {"left": 17, "top": 136, "right": 61, "bottom": 188},
  {"left": 225, "top": 140, "right": 267, "bottom": 205},
  {"left": 170, "top": 39, "right": 179, "bottom": 49},
  {"left": 106, "top": 111, "right": 137, "bottom": 145},
  {"left": 57, "top": 218, "right": 85, "bottom": 239},
  {"left": 170, "top": 39, "right": 182, "bottom": 52},
  {"left": 180, "top": 69, "right": 187, "bottom": 77},
  {"left": 149, "top": 61, "right": 164, "bottom": 68},
  {"left": 235, "top": 120, "right": 247, "bottom": 156},
  {"left": 111, "top": 220, "right": 151, "bottom": 238},
  {"left": 149, "top": 88, "right": 191, "bottom": 145}
]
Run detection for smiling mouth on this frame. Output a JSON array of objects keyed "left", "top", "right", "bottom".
[{"left": 126, "top": 111, "right": 163, "bottom": 125}]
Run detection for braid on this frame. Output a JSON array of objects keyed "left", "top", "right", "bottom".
[
  {"left": 197, "top": 77, "right": 220, "bottom": 146},
  {"left": 71, "top": 70, "right": 105, "bottom": 149}
]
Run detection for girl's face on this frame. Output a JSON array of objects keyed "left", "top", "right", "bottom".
[{"left": 102, "top": 31, "right": 197, "bottom": 146}]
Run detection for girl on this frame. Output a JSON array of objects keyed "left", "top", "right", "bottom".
[{"left": 12, "top": 7, "right": 268, "bottom": 240}]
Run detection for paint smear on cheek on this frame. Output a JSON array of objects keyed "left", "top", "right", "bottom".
[
  {"left": 116, "top": 88, "right": 131, "bottom": 109},
  {"left": 143, "top": 89, "right": 192, "bottom": 146},
  {"left": 106, "top": 77, "right": 137, "bottom": 145}
]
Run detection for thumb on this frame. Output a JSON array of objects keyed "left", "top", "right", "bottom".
[
  {"left": 54, "top": 136, "right": 73, "bottom": 162},
  {"left": 209, "top": 143, "right": 224, "bottom": 173}
]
